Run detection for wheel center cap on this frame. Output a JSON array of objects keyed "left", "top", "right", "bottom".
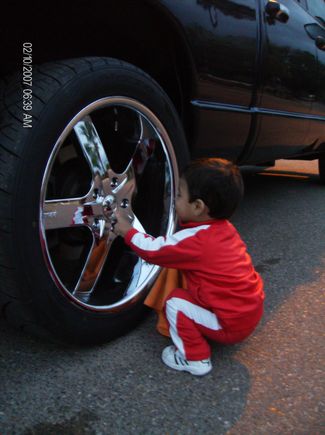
[{"left": 102, "top": 194, "right": 116, "bottom": 219}]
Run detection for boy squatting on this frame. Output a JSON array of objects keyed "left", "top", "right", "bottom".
[{"left": 114, "top": 158, "right": 264, "bottom": 376}]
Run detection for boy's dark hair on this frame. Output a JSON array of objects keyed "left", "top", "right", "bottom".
[{"left": 181, "top": 158, "right": 244, "bottom": 219}]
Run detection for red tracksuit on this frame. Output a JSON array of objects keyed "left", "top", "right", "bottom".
[{"left": 125, "top": 219, "right": 264, "bottom": 360}]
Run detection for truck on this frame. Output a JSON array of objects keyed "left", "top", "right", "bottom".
[{"left": 1, "top": 0, "right": 324, "bottom": 343}]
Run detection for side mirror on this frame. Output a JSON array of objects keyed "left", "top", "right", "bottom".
[{"left": 265, "top": 0, "right": 290, "bottom": 23}]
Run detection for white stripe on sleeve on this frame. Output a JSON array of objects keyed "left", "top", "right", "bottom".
[{"left": 130, "top": 225, "right": 210, "bottom": 252}]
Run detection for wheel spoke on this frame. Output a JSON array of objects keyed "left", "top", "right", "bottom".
[
  {"left": 73, "top": 234, "right": 113, "bottom": 296},
  {"left": 74, "top": 116, "right": 111, "bottom": 181},
  {"left": 109, "top": 118, "right": 157, "bottom": 235},
  {"left": 43, "top": 197, "right": 94, "bottom": 230},
  {"left": 111, "top": 117, "right": 156, "bottom": 212},
  {"left": 132, "top": 116, "right": 157, "bottom": 176}
]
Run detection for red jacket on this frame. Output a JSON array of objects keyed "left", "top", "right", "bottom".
[{"left": 125, "top": 219, "right": 264, "bottom": 331}]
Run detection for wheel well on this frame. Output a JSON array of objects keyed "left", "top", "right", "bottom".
[{"left": 3, "top": 0, "right": 195, "bottom": 139}]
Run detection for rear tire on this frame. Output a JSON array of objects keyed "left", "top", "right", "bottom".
[{"left": 0, "top": 57, "right": 189, "bottom": 343}]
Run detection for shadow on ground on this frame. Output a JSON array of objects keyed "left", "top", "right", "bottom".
[{"left": 1, "top": 165, "right": 324, "bottom": 434}]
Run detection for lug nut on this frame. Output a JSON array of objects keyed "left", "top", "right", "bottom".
[
  {"left": 103, "top": 195, "right": 115, "bottom": 209},
  {"left": 111, "top": 177, "right": 119, "bottom": 188},
  {"left": 121, "top": 199, "right": 129, "bottom": 208}
]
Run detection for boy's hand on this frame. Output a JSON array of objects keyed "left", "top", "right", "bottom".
[{"left": 112, "top": 209, "right": 133, "bottom": 237}]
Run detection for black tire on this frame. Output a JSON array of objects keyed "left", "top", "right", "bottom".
[
  {"left": 0, "top": 57, "right": 189, "bottom": 344},
  {"left": 319, "top": 156, "right": 325, "bottom": 184}
]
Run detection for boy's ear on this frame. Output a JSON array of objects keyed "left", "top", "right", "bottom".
[{"left": 192, "top": 198, "right": 209, "bottom": 216}]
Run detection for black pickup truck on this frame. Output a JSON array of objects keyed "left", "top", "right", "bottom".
[{"left": 1, "top": 0, "right": 325, "bottom": 343}]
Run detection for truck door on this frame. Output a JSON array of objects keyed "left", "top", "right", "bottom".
[
  {"left": 169, "top": 0, "right": 258, "bottom": 161},
  {"left": 246, "top": 0, "right": 319, "bottom": 163}
]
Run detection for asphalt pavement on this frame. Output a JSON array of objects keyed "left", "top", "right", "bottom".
[{"left": 0, "top": 160, "right": 324, "bottom": 434}]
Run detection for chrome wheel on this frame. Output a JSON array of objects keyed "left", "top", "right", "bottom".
[{"left": 40, "top": 97, "right": 178, "bottom": 311}]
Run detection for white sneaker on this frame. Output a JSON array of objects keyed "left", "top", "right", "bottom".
[{"left": 161, "top": 345, "right": 212, "bottom": 376}]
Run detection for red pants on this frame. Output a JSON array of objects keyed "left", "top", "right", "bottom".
[{"left": 165, "top": 288, "right": 261, "bottom": 361}]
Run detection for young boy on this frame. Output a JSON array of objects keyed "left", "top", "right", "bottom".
[{"left": 114, "top": 158, "right": 264, "bottom": 376}]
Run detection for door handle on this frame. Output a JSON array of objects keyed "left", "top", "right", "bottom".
[
  {"left": 265, "top": 0, "right": 290, "bottom": 23},
  {"left": 316, "top": 35, "right": 325, "bottom": 51}
]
